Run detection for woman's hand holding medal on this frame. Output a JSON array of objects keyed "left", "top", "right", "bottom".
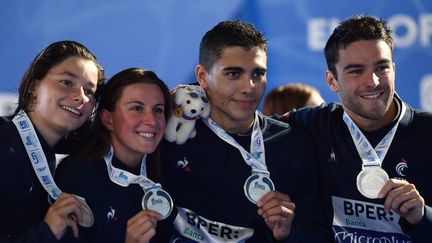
[
  {"left": 256, "top": 191, "right": 295, "bottom": 240},
  {"left": 125, "top": 210, "right": 162, "bottom": 243},
  {"left": 379, "top": 178, "right": 425, "bottom": 225},
  {"left": 44, "top": 193, "right": 83, "bottom": 240}
]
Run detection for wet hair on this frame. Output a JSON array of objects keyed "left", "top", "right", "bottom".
[
  {"left": 15, "top": 40, "right": 105, "bottom": 114},
  {"left": 262, "top": 83, "right": 322, "bottom": 115},
  {"left": 324, "top": 15, "right": 393, "bottom": 76},
  {"left": 199, "top": 20, "right": 267, "bottom": 72},
  {"left": 64, "top": 68, "right": 170, "bottom": 180}
]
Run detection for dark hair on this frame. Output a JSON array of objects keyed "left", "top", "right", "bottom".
[
  {"left": 324, "top": 15, "right": 393, "bottom": 76},
  {"left": 15, "top": 40, "right": 105, "bottom": 115},
  {"left": 262, "top": 83, "right": 320, "bottom": 115},
  {"left": 65, "top": 68, "right": 170, "bottom": 180},
  {"left": 199, "top": 20, "right": 267, "bottom": 72}
]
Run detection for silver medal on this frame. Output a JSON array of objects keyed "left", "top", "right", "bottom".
[
  {"left": 77, "top": 199, "right": 94, "bottom": 227},
  {"left": 142, "top": 187, "right": 173, "bottom": 220},
  {"left": 243, "top": 173, "right": 275, "bottom": 204},
  {"left": 356, "top": 166, "right": 389, "bottom": 199}
]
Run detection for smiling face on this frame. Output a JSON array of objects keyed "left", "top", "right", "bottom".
[
  {"left": 196, "top": 46, "right": 267, "bottom": 134},
  {"left": 326, "top": 40, "right": 397, "bottom": 131},
  {"left": 101, "top": 83, "right": 166, "bottom": 166},
  {"left": 28, "top": 56, "right": 98, "bottom": 146}
]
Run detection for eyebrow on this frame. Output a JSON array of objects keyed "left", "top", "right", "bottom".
[
  {"left": 62, "top": 71, "right": 78, "bottom": 79},
  {"left": 127, "top": 101, "right": 144, "bottom": 105},
  {"left": 222, "top": 67, "right": 244, "bottom": 72},
  {"left": 127, "top": 101, "right": 165, "bottom": 107},
  {"left": 375, "top": 59, "right": 392, "bottom": 66},
  {"left": 254, "top": 67, "right": 267, "bottom": 73},
  {"left": 343, "top": 64, "right": 363, "bottom": 71},
  {"left": 343, "top": 59, "right": 391, "bottom": 71},
  {"left": 222, "top": 67, "right": 267, "bottom": 72},
  {"left": 61, "top": 71, "right": 97, "bottom": 89}
]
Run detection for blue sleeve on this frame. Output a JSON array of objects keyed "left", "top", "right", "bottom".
[
  {"left": 0, "top": 221, "right": 59, "bottom": 243},
  {"left": 283, "top": 126, "right": 333, "bottom": 242},
  {"left": 58, "top": 227, "right": 93, "bottom": 243},
  {"left": 283, "top": 224, "right": 334, "bottom": 243},
  {"left": 277, "top": 107, "right": 315, "bottom": 129},
  {"left": 400, "top": 205, "right": 432, "bottom": 242},
  {"left": 54, "top": 161, "right": 93, "bottom": 243}
]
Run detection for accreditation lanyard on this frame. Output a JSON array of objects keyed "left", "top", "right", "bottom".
[
  {"left": 202, "top": 112, "right": 268, "bottom": 174},
  {"left": 342, "top": 101, "right": 406, "bottom": 166},
  {"left": 104, "top": 147, "right": 160, "bottom": 191},
  {"left": 12, "top": 110, "right": 62, "bottom": 199}
]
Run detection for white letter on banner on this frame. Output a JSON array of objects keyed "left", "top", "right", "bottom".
[
  {"left": 420, "top": 14, "right": 432, "bottom": 47},
  {"left": 420, "top": 74, "right": 432, "bottom": 112},
  {"left": 307, "top": 18, "right": 339, "bottom": 51},
  {"left": 388, "top": 14, "right": 417, "bottom": 48}
]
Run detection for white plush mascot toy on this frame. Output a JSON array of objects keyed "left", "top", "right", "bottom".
[{"left": 165, "top": 85, "right": 211, "bottom": 144}]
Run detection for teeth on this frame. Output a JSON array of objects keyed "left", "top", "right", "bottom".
[
  {"left": 61, "top": 105, "right": 81, "bottom": 116},
  {"left": 138, "top": 132, "right": 155, "bottom": 138},
  {"left": 362, "top": 93, "right": 380, "bottom": 99}
]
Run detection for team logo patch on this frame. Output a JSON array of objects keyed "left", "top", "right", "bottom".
[
  {"left": 395, "top": 158, "right": 408, "bottom": 178},
  {"left": 106, "top": 207, "right": 118, "bottom": 222},
  {"left": 176, "top": 157, "right": 191, "bottom": 172},
  {"left": 327, "top": 149, "right": 339, "bottom": 165},
  {"left": 278, "top": 111, "right": 292, "bottom": 120}
]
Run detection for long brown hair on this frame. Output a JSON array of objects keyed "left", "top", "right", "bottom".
[
  {"left": 64, "top": 68, "right": 170, "bottom": 180},
  {"left": 15, "top": 40, "right": 105, "bottom": 114}
]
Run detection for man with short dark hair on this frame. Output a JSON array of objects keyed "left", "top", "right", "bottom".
[
  {"left": 284, "top": 15, "right": 432, "bottom": 242},
  {"left": 160, "top": 20, "right": 332, "bottom": 242}
]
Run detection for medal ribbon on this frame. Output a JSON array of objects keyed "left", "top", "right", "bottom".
[
  {"left": 12, "top": 110, "right": 63, "bottom": 199},
  {"left": 343, "top": 101, "right": 406, "bottom": 167},
  {"left": 104, "top": 147, "right": 160, "bottom": 191},
  {"left": 202, "top": 112, "right": 268, "bottom": 174}
]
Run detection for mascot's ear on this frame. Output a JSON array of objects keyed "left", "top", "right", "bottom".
[
  {"left": 175, "top": 87, "right": 188, "bottom": 105},
  {"left": 200, "top": 97, "right": 211, "bottom": 118}
]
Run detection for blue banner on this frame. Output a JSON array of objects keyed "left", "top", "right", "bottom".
[{"left": 0, "top": 0, "right": 430, "bottom": 115}]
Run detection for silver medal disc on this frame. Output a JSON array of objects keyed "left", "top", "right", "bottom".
[
  {"left": 356, "top": 166, "right": 389, "bottom": 199},
  {"left": 77, "top": 200, "right": 94, "bottom": 227},
  {"left": 142, "top": 187, "right": 173, "bottom": 220},
  {"left": 243, "top": 173, "right": 275, "bottom": 204}
]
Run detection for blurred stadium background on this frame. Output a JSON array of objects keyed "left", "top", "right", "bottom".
[{"left": 0, "top": 0, "right": 431, "bottom": 115}]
